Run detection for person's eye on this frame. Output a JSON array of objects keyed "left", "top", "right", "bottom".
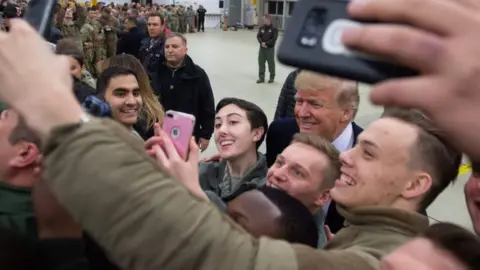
[
  {"left": 113, "top": 91, "right": 126, "bottom": 97},
  {"left": 214, "top": 123, "right": 221, "bottom": 129},
  {"left": 229, "top": 120, "right": 238, "bottom": 125},
  {"left": 362, "top": 150, "right": 374, "bottom": 160},
  {"left": 274, "top": 158, "right": 284, "bottom": 167}
]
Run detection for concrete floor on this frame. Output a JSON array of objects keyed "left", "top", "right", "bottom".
[{"left": 183, "top": 29, "right": 473, "bottom": 231}]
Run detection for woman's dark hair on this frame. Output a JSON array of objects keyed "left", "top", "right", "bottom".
[
  {"left": 257, "top": 186, "right": 318, "bottom": 248},
  {"left": 215, "top": 98, "right": 268, "bottom": 149},
  {"left": 96, "top": 66, "right": 138, "bottom": 97}
]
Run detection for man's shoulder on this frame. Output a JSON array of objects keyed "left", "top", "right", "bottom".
[
  {"left": 269, "top": 117, "right": 298, "bottom": 132},
  {"left": 292, "top": 243, "right": 378, "bottom": 270}
]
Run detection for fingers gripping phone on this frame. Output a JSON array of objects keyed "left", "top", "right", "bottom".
[
  {"left": 277, "top": 0, "right": 417, "bottom": 84},
  {"left": 162, "top": 110, "right": 196, "bottom": 159},
  {"left": 23, "top": 0, "right": 57, "bottom": 38}
]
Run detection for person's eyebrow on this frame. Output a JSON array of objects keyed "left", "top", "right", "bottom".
[{"left": 215, "top": 113, "right": 242, "bottom": 120}]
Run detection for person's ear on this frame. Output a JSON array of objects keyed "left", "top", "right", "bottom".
[
  {"left": 402, "top": 172, "right": 432, "bottom": 200},
  {"left": 252, "top": 127, "right": 264, "bottom": 143},
  {"left": 8, "top": 142, "right": 40, "bottom": 169},
  {"left": 313, "top": 190, "right": 330, "bottom": 208}
]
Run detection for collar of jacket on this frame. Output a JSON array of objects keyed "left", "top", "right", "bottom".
[
  {"left": 313, "top": 208, "right": 328, "bottom": 249},
  {"left": 164, "top": 54, "right": 199, "bottom": 79},
  {"left": 141, "top": 33, "right": 166, "bottom": 49},
  {"left": 0, "top": 181, "right": 33, "bottom": 215},
  {"left": 338, "top": 205, "right": 429, "bottom": 235},
  {"left": 203, "top": 152, "right": 268, "bottom": 201}
]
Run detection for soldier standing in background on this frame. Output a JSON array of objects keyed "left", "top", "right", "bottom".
[
  {"left": 81, "top": 7, "right": 106, "bottom": 76},
  {"left": 177, "top": 5, "right": 186, "bottom": 33},
  {"left": 97, "top": 6, "right": 119, "bottom": 57},
  {"left": 256, "top": 14, "right": 277, "bottom": 84},
  {"left": 185, "top": 6, "right": 195, "bottom": 33},
  {"left": 165, "top": 6, "right": 173, "bottom": 32},
  {"left": 56, "top": 3, "right": 87, "bottom": 51},
  {"left": 170, "top": 5, "right": 179, "bottom": 32},
  {"left": 80, "top": 11, "right": 96, "bottom": 75},
  {"left": 196, "top": 5, "right": 206, "bottom": 32}
]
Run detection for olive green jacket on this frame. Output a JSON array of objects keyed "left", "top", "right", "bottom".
[
  {"left": 43, "top": 119, "right": 429, "bottom": 270},
  {"left": 199, "top": 153, "right": 268, "bottom": 206}
]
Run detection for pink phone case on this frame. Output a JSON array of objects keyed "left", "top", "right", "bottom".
[{"left": 162, "top": 110, "right": 196, "bottom": 159}]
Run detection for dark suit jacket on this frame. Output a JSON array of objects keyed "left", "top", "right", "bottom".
[
  {"left": 116, "top": 27, "right": 147, "bottom": 59},
  {"left": 265, "top": 117, "right": 364, "bottom": 234}
]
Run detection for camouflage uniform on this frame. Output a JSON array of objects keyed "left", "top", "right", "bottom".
[
  {"left": 57, "top": 6, "right": 87, "bottom": 51},
  {"left": 177, "top": 6, "right": 186, "bottom": 33},
  {"left": 97, "top": 15, "right": 119, "bottom": 58},
  {"left": 90, "top": 19, "right": 107, "bottom": 74},
  {"left": 80, "top": 22, "right": 96, "bottom": 75},
  {"left": 185, "top": 8, "right": 195, "bottom": 33},
  {"left": 165, "top": 9, "right": 173, "bottom": 31},
  {"left": 171, "top": 7, "right": 179, "bottom": 32}
]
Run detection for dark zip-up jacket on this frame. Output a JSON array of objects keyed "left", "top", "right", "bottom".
[
  {"left": 274, "top": 69, "right": 300, "bottom": 120},
  {"left": 153, "top": 55, "right": 215, "bottom": 140},
  {"left": 257, "top": 24, "right": 278, "bottom": 48}
]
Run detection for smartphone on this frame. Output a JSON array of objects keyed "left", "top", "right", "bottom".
[
  {"left": 162, "top": 110, "right": 196, "bottom": 159},
  {"left": 23, "top": 0, "right": 57, "bottom": 38},
  {"left": 277, "top": 0, "right": 417, "bottom": 84}
]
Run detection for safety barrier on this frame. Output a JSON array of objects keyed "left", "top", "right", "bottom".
[{"left": 204, "top": 13, "right": 223, "bottom": 29}]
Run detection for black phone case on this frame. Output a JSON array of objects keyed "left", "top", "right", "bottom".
[
  {"left": 277, "top": 0, "right": 417, "bottom": 84},
  {"left": 23, "top": 0, "right": 57, "bottom": 38}
]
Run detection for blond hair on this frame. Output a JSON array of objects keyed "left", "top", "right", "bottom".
[
  {"left": 291, "top": 133, "right": 341, "bottom": 190},
  {"left": 295, "top": 71, "right": 360, "bottom": 119}
]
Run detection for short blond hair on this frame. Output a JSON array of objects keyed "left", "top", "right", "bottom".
[
  {"left": 295, "top": 71, "right": 360, "bottom": 119},
  {"left": 291, "top": 133, "right": 341, "bottom": 190}
]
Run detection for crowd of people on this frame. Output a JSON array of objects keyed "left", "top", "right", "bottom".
[{"left": 0, "top": 0, "right": 480, "bottom": 269}]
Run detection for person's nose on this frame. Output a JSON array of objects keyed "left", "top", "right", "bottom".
[
  {"left": 296, "top": 103, "right": 311, "bottom": 118},
  {"left": 217, "top": 122, "right": 228, "bottom": 135},
  {"left": 125, "top": 94, "right": 136, "bottom": 105},
  {"left": 340, "top": 148, "right": 353, "bottom": 167}
]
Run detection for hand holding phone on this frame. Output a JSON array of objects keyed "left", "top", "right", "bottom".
[
  {"left": 277, "top": 0, "right": 417, "bottom": 84},
  {"left": 162, "top": 110, "right": 196, "bottom": 160}
]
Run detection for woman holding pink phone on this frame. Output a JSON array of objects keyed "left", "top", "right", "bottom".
[{"left": 145, "top": 98, "right": 269, "bottom": 208}]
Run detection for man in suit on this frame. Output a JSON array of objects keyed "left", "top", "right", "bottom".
[
  {"left": 117, "top": 17, "right": 146, "bottom": 59},
  {"left": 266, "top": 71, "right": 363, "bottom": 234}
]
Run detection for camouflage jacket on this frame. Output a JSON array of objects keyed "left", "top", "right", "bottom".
[{"left": 56, "top": 5, "right": 87, "bottom": 50}]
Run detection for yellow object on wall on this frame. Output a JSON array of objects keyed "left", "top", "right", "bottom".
[{"left": 92, "top": 0, "right": 97, "bottom": 7}]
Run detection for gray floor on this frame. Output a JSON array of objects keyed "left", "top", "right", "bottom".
[{"left": 184, "top": 29, "right": 473, "bottom": 230}]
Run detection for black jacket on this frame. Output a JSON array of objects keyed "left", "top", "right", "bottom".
[
  {"left": 257, "top": 24, "right": 278, "bottom": 48},
  {"left": 274, "top": 69, "right": 300, "bottom": 120},
  {"left": 116, "top": 26, "right": 147, "bottom": 59},
  {"left": 153, "top": 55, "right": 215, "bottom": 140},
  {"left": 139, "top": 35, "right": 167, "bottom": 87},
  {"left": 73, "top": 77, "right": 95, "bottom": 104}
]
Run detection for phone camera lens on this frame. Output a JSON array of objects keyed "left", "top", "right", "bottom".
[
  {"left": 298, "top": 8, "right": 327, "bottom": 48},
  {"left": 171, "top": 127, "right": 180, "bottom": 138}
]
